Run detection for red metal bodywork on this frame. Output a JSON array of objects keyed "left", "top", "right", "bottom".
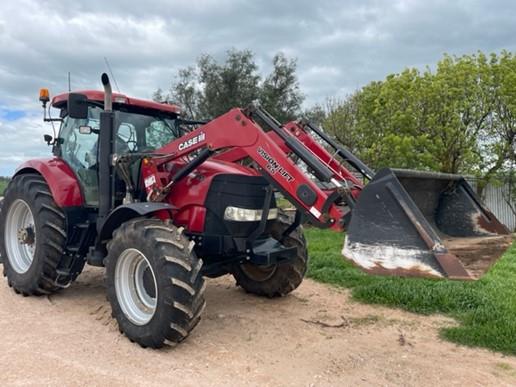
[
  {"left": 51, "top": 90, "right": 181, "bottom": 115},
  {"left": 283, "top": 122, "right": 364, "bottom": 199},
  {"left": 167, "top": 160, "right": 262, "bottom": 232},
  {"left": 143, "top": 108, "right": 349, "bottom": 231},
  {"left": 14, "top": 158, "right": 84, "bottom": 207}
]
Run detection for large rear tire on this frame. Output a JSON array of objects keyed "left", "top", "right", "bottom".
[
  {"left": 105, "top": 219, "right": 206, "bottom": 348},
  {"left": 231, "top": 211, "right": 308, "bottom": 298},
  {"left": 0, "top": 174, "right": 73, "bottom": 295}
]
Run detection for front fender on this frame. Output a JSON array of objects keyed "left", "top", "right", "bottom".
[
  {"left": 14, "top": 158, "right": 84, "bottom": 207},
  {"left": 98, "top": 202, "right": 175, "bottom": 242}
]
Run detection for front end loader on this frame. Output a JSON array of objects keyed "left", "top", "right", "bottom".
[
  {"left": 280, "top": 120, "right": 512, "bottom": 280},
  {"left": 0, "top": 73, "right": 511, "bottom": 349}
]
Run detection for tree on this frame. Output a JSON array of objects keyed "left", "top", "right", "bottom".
[
  {"left": 159, "top": 49, "right": 304, "bottom": 121},
  {"left": 323, "top": 51, "right": 516, "bottom": 195},
  {"left": 260, "top": 53, "right": 304, "bottom": 122},
  {"left": 152, "top": 88, "right": 165, "bottom": 103},
  {"left": 197, "top": 49, "right": 261, "bottom": 119},
  {"left": 303, "top": 103, "right": 327, "bottom": 127},
  {"left": 474, "top": 51, "right": 516, "bottom": 192},
  {"left": 169, "top": 67, "right": 200, "bottom": 119}
]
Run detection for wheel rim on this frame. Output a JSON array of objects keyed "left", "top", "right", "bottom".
[
  {"left": 240, "top": 263, "right": 277, "bottom": 282},
  {"left": 4, "top": 199, "right": 36, "bottom": 274},
  {"left": 115, "top": 248, "right": 158, "bottom": 326}
]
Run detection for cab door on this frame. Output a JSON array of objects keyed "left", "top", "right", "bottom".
[{"left": 58, "top": 107, "right": 100, "bottom": 206}]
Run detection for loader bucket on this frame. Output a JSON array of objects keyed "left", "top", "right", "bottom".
[{"left": 343, "top": 168, "right": 512, "bottom": 280}]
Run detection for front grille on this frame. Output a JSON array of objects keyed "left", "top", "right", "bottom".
[{"left": 203, "top": 174, "right": 276, "bottom": 237}]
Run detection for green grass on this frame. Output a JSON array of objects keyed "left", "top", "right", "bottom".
[
  {"left": 0, "top": 180, "right": 7, "bottom": 196},
  {"left": 305, "top": 228, "right": 516, "bottom": 354}
]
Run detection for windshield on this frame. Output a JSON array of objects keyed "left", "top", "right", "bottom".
[{"left": 115, "top": 110, "right": 180, "bottom": 152}]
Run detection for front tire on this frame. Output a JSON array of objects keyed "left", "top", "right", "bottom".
[
  {"left": 105, "top": 219, "right": 206, "bottom": 348},
  {"left": 231, "top": 211, "right": 308, "bottom": 298},
  {"left": 0, "top": 174, "right": 71, "bottom": 295}
]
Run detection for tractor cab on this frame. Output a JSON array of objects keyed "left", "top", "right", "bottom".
[{"left": 40, "top": 89, "right": 182, "bottom": 206}]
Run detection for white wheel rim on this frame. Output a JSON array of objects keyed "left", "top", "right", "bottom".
[
  {"left": 4, "top": 199, "right": 36, "bottom": 274},
  {"left": 115, "top": 248, "right": 158, "bottom": 325}
]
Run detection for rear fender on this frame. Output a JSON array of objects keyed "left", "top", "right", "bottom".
[{"left": 14, "top": 158, "right": 83, "bottom": 207}]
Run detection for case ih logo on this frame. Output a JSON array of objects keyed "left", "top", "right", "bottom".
[
  {"left": 178, "top": 132, "right": 206, "bottom": 151},
  {"left": 257, "top": 147, "right": 295, "bottom": 182}
]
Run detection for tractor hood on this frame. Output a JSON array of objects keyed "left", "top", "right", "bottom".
[{"left": 166, "top": 159, "right": 264, "bottom": 215}]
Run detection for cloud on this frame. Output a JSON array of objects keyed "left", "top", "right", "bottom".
[
  {"left": 0, "top": 0, "right": 515, "bottom": 175},
  {"left": 0, "top": 113, "right": 50, "bottom": 176}
]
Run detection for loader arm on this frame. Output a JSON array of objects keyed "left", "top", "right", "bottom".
[
  {"left": 280, "top": 120, "right": 365, "bottom": 199},
  {"left": 214, "top": 120, "right": 369, "bottom": 200},
  {"left": 143, "top": 107, "right": 348, "bottom": 229}
]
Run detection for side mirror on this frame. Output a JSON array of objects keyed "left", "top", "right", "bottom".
[
  {"left": 68, "top": 93, "right": 89, "bottom": 119},
  {"left": 43, "top": 134, "right": 53, "bottom": 145}
]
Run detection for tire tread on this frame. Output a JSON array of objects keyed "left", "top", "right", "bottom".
[
  {"left": 0, "top": 173, "right": 75, "bottom": 295},
  {"left": 105, "top": 218, "right": 206, "bottom": 349}
]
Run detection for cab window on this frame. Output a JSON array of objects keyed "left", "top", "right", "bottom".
[
  {"left": 115, "top": 111, "right": 179, "bottom": 151},
  {"left": 145, "top": 120, "right": 177, "bottom": 149}
]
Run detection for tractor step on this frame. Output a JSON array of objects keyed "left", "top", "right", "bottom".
[{"left": 54, "top": 269, "right": 73, "bottom": 288}]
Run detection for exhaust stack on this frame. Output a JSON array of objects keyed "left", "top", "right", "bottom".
[{"left": 101, "top": 73, "right": 112, "bottom": 112}]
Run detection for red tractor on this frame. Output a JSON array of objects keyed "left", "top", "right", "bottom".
[{"left": 0, "top": 74, "right": 511, "bottom": 348}]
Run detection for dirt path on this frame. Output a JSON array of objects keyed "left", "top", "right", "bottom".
[{"left": 1, "top": 267, "right": 515, "bottom": 386}]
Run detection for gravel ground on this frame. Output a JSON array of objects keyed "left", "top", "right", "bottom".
[{"left": 1, "top": 266, "right": 516, "bottom": 386}]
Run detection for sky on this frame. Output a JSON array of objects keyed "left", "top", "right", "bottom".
[{"left": 0, "top": 0, "right": 515, "bottom": 176}]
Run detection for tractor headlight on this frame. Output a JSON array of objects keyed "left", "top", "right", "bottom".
[{"left": 224, "top": 206, "right": 278, "bottom": 222}]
